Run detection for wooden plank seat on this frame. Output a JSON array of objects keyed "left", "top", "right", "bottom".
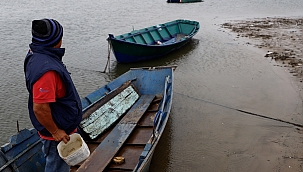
[
  {"left": 80, "top": 81, "right": 140, "bottom": 140},
  {"left": 77, "top": 94, "right": 155, "bottom": 172}
]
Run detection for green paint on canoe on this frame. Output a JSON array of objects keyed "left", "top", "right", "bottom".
[{"left": 108, "top": 19, "right": 200, "bottom": 63}]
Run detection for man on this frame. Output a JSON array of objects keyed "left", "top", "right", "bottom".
[{"left": 24, "top": 18, "right": 82, "bottom": 172}]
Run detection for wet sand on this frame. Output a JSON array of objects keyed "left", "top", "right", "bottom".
[
  {"left": 222, "top": 17, "right": 303, "bottom": 83},
  {"left": 219, "top": 17, "right": 303, "bottom": 171}
]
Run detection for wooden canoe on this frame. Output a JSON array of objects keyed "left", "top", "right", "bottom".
[
  {"left": 107, "top": 19, "right": 200, "bottom": 63},
  {"left": 0, "top": 66, "right": 175, "bottom": 172},
  {"left": 167, "top": 0, "right": 203, "bottom": 3}
]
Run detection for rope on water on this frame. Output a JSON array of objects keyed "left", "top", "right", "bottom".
[{"left": 175, "top": 92, "right": 303, "bottom": 128}]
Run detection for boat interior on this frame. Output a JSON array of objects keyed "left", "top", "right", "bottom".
[
  {"left": 112, "top": 20, "right": 198, "bottom": 46},
  {"left": 72, "top": 82, "right": 164, "bottom": 171}
]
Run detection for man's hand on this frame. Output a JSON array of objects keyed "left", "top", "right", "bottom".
[{"left": 52, "top": 129, "right": 70, "bottom": 144}]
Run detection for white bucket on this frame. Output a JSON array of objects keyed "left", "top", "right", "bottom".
[{"left": 57, "top": 133, "right": 90, "bottom": 166}]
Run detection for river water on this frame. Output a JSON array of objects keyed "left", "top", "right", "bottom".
[{"left": 1, "top": 0, "right": 303, "bottom": 171}]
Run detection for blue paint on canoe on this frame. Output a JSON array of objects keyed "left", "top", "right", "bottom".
[
  {"left": 1, "top": 66, "right": 175, "bottom": 172},
  {"left": 0, "top": 128, "right": 45, "bottom": 172}
]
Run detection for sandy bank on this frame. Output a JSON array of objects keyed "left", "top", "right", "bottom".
[{"left": 221, "top": 17, "right": 303, "bottom": 84}]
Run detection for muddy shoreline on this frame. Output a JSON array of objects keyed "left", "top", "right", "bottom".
[
  {"left": 219, "top": 17, "right": 303, "bottom": 171},
  {"left": 221, "top": 17, "right": 303, "bottom": 84}
]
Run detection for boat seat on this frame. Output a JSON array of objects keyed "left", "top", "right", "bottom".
[
  {"left": 80, "top": 81, "right": 140, "bottom": 140},
  {"left": 77, "top": 94, "right": 155, "bottom": 172}
]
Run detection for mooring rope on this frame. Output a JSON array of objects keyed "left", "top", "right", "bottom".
[
  {"left": 103, "top": 41, "right": 111, "bottom": 73},
  {"left": 175, "top": 92, "right": 303, "bottom": 128}
]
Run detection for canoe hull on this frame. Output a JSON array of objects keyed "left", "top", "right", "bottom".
[
  {"left": 108, "top": 19, "right": 199, "bottom": 63},
  {"left": 167, "top": 0, "right": 203, "bottom": 2},
  {"left": 77, "top": 66, "right": 174, "bottom": 171},
  {"left": 110, "top": 38, "right": 191, "bottom": 63},
  {"left": 0, "top": 128, "right": 45, "bottom": 172}
]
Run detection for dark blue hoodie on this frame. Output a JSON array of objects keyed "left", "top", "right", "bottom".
[{"left": 24, "top": 44, "right": 82, "bottom": 137}]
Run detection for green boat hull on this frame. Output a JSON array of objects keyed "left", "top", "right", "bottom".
[
  {"left": 167, "top": 0, "right": 203, "bottom": 2},
  {"left": 108, "top": 19, "right": 200, "bottom": 63}
]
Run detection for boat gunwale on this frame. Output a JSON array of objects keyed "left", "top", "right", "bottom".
[{"left": 136, "top": 69, "right": 174, "bottom": 172}]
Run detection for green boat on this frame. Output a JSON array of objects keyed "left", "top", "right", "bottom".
[
  {"left": 107, "top": 19, "right": 200, "bottom": 63},
  {"left": 167, "top": 0, "right": 203, "bottom": 3}
]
